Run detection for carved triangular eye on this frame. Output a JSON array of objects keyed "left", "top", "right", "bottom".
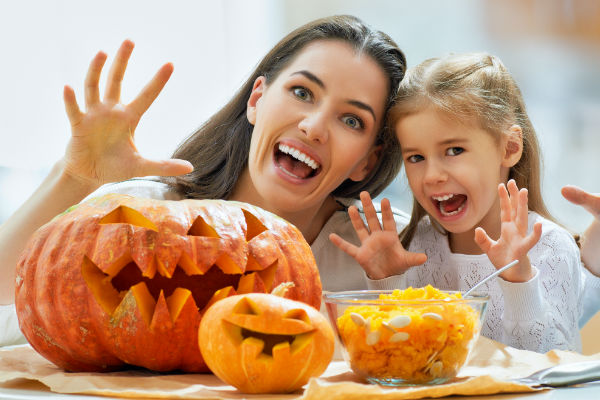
[
  {"left": 284, "top": 309, "right": 311, "bottom": 324},
  {"left": 99, "top": 206, "right": 158, "bottom": 231},
  {"left": 242, "top": 210, "right": 267, "bottom": 241},
  {"left": 187, "top": 215, "right": 220, "bottom": 237},
  {"left": 233, "top": 297, "right": 261, "bottom": 315}
]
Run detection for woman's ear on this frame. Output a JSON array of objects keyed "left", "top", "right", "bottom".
[
  {"left": 349, "top": 145, "right": 381, "bottom": 182},
  {"left": 246, "top": 76, "right": 266, "bottom": 125},
  {"left": 502, "top": 124, "right": 523, "bottom": 168}
]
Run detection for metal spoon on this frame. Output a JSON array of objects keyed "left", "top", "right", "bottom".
[{"left": 463, "top": 259, "right": 519, "bottom": 297}]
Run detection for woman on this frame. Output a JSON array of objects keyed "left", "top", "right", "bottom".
[{"left": 0, "top": 15, "right": 418, "bottom": 346}]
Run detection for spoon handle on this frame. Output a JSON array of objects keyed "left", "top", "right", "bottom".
[{"left": 464, "top": 260, "right": 519, "bottom": 297}]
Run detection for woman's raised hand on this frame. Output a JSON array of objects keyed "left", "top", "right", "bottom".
[
  {"left": 474, "top": 179, "right": 542, "bottom": 282},
  {"left": 329, "top": 191, "right": 427, "bottom": 280},
  {"left": 62, "top": 40, "right": 193, "bottom": 187}
]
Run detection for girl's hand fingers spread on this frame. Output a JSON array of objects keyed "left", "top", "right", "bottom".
[
  {"left": 516, "top": 188, "right": 530, "bottom": 233},
  {"left": 406, "top": 251, "right": 427, "bottom": 266},
  {"left": 359, "top": 191, "right": 382, "bottom": 232},
  {"left": 104, "top": 40, "right": 135, "bottom": 103},
  {"left": 84, "top": 51, "right": 108, "bottom": 109},
  {"left": 329, "top": 233, "right": 358, "bottom": 258},
  {"left": 498, "top": 183, "right": 512, "bottom": 223},
  {"left": 507, "top": 179, "right": 519, "bottom": 220},
  {"left": 348, "top": 206, "right": 370, "bottom": 241},
  {"left": 129, "top": 63, "right": 174, "bottom": 118},
  {"left": 523, "top": 222, "right": 543, "bottom": 250},
  {"left": 562, "top": 185, "right": 600, "bottom": 218},
  {"left": 474, "top": 227, "right": 493, "bottom": 253}
]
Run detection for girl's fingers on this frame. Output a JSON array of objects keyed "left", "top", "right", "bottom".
[
  {"left": 380, "top": 198, "right": 397, "bottom": 232},
  {"left": 474, "top": 227, "right": 493, "bottom": 253},
  {"left": 348, "top": 205, "right": 370, "bottom": 242},
  {"left": 129, "top": 63, "right": 174, "bottom": 118},
  {"left": 359, "top": 191, "right": 382, "bottom": 232},
  {"left": 523, "top": 222, "right": 543, "bottom": 251},
  {"left": 84, "top": 51, "right": 108, "bottom": 109},
  {"left": 329, "top": 233, "right": 358, "bottom": 258},
  {"left": 63, "top": 85, "right": 83, "bottom": 126},
  {"left": 507, "top": 179, "right": 519, "bottom": 220},
  {"left": 406, "top": 251, "right": 428, "bottom": 266},
  {"left": 498, "top": 184, "right": 512, "bottom": 223},
  {"left": 104, "top": 40, "right": 135, "bottom": 104},
  {"left": 562, "top": 185, "right": 600, "bottom": 218},
  {"left": 515, "top": 188, "right": 529, "bottom": 233}
]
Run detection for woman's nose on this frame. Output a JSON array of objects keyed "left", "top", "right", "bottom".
[
  {"left": 298, "top": 111, "right": 329, "bottom": 143},
  {"left": 423, "top": 160, "right": 447, "bottom": 185}
]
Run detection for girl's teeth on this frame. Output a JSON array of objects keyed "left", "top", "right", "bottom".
[
  {"left": 279, "top": 144, "right": 320, "bottom": 170},
  {"left": 439, "top": 201, "right": 465, "bottom": 216},
  {"left": 433, "top": 194, "right": 454, "bottom": 201}
]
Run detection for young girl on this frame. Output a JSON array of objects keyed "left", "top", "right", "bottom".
[{"left": 330, "top": 52, "right": 583, "bottom": 353}]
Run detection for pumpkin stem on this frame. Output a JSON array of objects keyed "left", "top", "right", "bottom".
[{"left": 270, "top": 282, "right": 295, "bottom": 297}]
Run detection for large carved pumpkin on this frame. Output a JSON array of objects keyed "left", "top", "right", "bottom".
[
  {"left": 15, "top": 194, "right": 321, "bottom": 372},
  {"left": 199, "top": 292, "right": 334, "bottom": 393}
]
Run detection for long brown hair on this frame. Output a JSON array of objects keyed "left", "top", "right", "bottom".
[
  {"left": 389, "top": 53, "right": 554, "bottom": 248},
  {"left": 163, "top": 15, "right": 406, "bottom": 200}
]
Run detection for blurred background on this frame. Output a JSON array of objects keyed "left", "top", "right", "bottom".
[{"left": 1, "top": 0, "right": 599, "bottom": 231}]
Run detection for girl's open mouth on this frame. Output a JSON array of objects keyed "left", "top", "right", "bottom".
[
  {"left": 274, "top": 143, "right": 321, "bottom": 179},
  {"left": 432, "top": 193, "right": 467, "bottom": 217}
]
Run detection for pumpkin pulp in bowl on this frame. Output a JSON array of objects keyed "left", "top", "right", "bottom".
[{"left": 323, "top": 286, "right": 488, "bottom": 386}]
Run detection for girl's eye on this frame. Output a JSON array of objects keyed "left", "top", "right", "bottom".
[
  {"left": 407, "top": 154, "right": 424, "bottom": 163},
  {"left": 446, "top": 147, "right": 464, "bottom": 156},
  {"left": 341, "top": 115, "right": 364, "bottom": 130},
  {"left": 292, "top": 87, "right": 312, "bottom": 102}
]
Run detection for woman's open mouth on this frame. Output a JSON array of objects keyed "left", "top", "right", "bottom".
[
  {"left": 431, "top": 193, "right": 467, "bottom": 217},
  {"left": 274, "top": 143, "right": 321, "bottom": 179}
]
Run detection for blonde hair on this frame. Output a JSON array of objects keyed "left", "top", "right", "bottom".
[{"left": 389, "top": 52, "right": 555, "bottom": 248}]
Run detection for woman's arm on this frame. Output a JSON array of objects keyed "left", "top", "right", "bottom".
[{"left": 0, "top": 40, "right": 192, "bottom": 305}]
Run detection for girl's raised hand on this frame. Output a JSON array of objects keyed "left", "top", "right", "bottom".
[
  {"left": 62, "top": 40, "right": 193, "bottom": 187},
  {"left": 561, "top": 185, "right": 600, "bottom": 220},
  {"left": 474, "top": 179, "right": 542, "bottom": 282},
  {"left": 329, "top": 191, "right": 427, "bottom": 280}
]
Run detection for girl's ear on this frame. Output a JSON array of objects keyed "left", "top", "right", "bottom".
[
  {"left": 246, "top": 76, "right": 266, "bottom": 125},
  {"left": 502, "top": 124, "right": 523, "bottom": 168},
  {"left": 349, "top": 145, "right": 381, "bottom": 182}
]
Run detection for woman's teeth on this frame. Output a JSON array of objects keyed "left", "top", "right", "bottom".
[{"left": 278, "top": 144, "right": 320, "bottom": 170}]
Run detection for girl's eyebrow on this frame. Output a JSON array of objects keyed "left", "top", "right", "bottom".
[
  {"left": 290, "top": 70, "right": 377, "bottom": 122},
  {"left": 400, "top": 138, "right": 469, "bottom": 154}
]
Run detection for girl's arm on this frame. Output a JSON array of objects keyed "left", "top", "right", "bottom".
[
  {"left": 329, "top": 191, "right": 427, "bottom": 280},
  {"left": 0, "top": 40, "right": 192, "bottom": 305},
  {"left": 561, "top": 185, "right": 600, "bottom": 276},
  {"left": 474, "top": 179, "right": 542, "bottom": 282}
]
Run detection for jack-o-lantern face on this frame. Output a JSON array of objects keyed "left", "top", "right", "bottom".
[
  {"left": 199, "top": 293, "right": 334, "bottom": 394},
  {"left": 15, "top": 194, "right": 321, "bottom": 372}
]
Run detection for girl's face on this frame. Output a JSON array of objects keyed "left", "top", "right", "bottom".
[
  {"left": 396, "top": 106, "right": 512, "bottom": 240},
  {"left": 235, "top": 40, "right": 388, "bottom": 219}
]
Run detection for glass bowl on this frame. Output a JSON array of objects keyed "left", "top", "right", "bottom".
[{"left": 323, "top": 287, "right": 488, "bottom": 386}]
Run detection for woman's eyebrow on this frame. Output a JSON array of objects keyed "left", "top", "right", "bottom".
[{"left": 291, "top": 70, "right": 377, "bottom": 122}]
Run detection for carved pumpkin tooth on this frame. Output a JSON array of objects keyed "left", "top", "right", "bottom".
[{"left": 388, "top": 315, "right": 412, "bottom": 328}]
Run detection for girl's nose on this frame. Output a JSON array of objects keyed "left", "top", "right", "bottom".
[
  {"left": 423, "top": 160, "right": 447, "bottom": 185},
  {"left": 298, "top": 111, "right": 329, "bottom": 143}
]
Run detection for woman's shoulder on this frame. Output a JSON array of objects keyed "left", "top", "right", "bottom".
[{"left": 83, "top": 178, "right": 185, "bottom": 202}]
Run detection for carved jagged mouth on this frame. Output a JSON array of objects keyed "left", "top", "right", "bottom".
[
  {"left": 240, "top": 328, "right": 296, "bottom": 356},
  {"left": 81, "top": 205, "right": 283, "bottom": 326}
]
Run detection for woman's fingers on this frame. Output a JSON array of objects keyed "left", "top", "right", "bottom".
[
  {"left": 63, "top": 85, "right": 82, "bottom": 126},
  {"left": 104, "top": 40, "right": 135, "bottom": 103},
  {"left": 129, "top": 62, "right": 174, "bottom": 118},
  {"left": 329, "top": 233, "right": 358, "bottom": 258},
  {"left": 133, "top": 157, "right": 193, "bottom": 178},
  {"left": 562, "top": 185, "right": 600, "bottom": 218},
  {"left": 84, "top": 51, "right": 108, "bottom": 109}
]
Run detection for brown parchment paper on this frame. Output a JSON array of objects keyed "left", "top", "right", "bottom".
[{"left": 1, "top": 337, "right": 600, "bottom": 400}]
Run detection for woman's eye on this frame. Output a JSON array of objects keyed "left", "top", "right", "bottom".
[
  {"left": 446, "top": 147, "right": 464, "bottom": 156},
  {"left": 341, "top": 115, "right": 364, "bottom": 130},
  {"left": 292, "top": 87, "right": 312, "bottom": 102},
  {"left": 407, "top": 154, "right": 424, "bottom": 163}
]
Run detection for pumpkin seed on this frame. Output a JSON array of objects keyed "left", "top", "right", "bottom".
[
  {"left": 422, "top": 312, "right": 443, "bottom": 321},
  {"left": 366, "top": 330, "right": 381, "bottom": 346},
  {"left": 381, "top": 321, "right": 397, "bottom": 333},
  {"left": 350, "top": 312, "right": 366, "bottom": 327},
  {"left": 389, "top": 332, "right": 410, "bottom": 342},
  {"left": 388, "top": 315, "right": 411, "bottom": 328}
]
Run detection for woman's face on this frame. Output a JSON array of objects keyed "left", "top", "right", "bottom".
[{"left": 234, "top": 40, "right": 388, "bottom": 219}]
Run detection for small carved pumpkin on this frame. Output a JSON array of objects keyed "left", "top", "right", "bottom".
[
  {"left": 199, "top": 292, "right": 334, "bottom": 393},
  {"left": 15, "top": 194, "right": 321, "bottom": 372}
]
